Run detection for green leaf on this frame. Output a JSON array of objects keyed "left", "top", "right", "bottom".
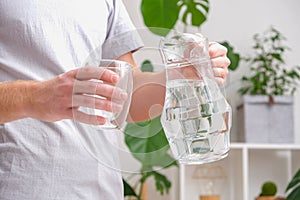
[
  {"left": 270, "top": 53, "right": 284, "bottom": 63},
  {"left": 139, "top": 171, "right": 172, "bottom": 195},
  {"left": 191, "top": 7, "right": 206, "bottom": 26},
  {"left": 286, "top": 169, "right": 300, "bottom": 192},
  {"left": 180, "top": 0, "right": 209, "bottom": 27},
  {"left": 151, "top": 171, "right": 172, "bottom": 195},
  {"left": 123, "top": 178, "right": 137, "bottom": 197},
  {"left": 238, "top": 87, "right": 251, "bottom": 95},
  {"left": 141, "top": 60, "right": 154, "bottom": 72},
  {"left": 239, "top": 26, "right": 300, "bottom": 96},
  {"left": 220, "top": 41, "right": 240, "bottom": 71},
  {"left": 286, "top": 185, "right": 300, "bottom": 200},
  {"left": 141, "top": 0, "right": 180, "bottom": 36},
  {"left": 197, "top": 2, "right": 209, "bottom": 13},
  {"left": 124, "top": 116, "right": 177, "bottom": 170}
]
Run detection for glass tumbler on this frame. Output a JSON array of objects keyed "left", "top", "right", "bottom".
[{"left": 78, "top": 59, "right": 133, "bottom": 129}]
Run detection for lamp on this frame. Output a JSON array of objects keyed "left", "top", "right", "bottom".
[{"left": 192, "top": 164, "right": 226, "bottom": 200}]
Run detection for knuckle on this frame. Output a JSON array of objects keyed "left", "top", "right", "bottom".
[
  {"left": 60, "top": 69, "right": 77, "bottom": 81},
  {"left": 86, "top": 81, "right": 97, "bottom": 92},
  {"left": 224, "top": 68, "right": 229, "bottom": 75},
  {"left": 82, "top": 66, "right": 94, "bottom": 73},
  {"left": 59, "top": 81, "right": 74, "bottom": 94},
  {"left": 96, "top": 99, "right": 111, "bottom": 111},
  {"left": 100, "top": 84, "right": 114, "bottom": 96},
  {"left": 215, "top": 42, "right": 228, "bottom": 53},
  {"left": 226, "top": 56, "right": 231, "bottom": 63},
  {"left": 101, "top": 84, "right": 111, "bottom": 94},
  {"left": 225, "top": 57, "right": 231, "bottom": 67},
  {"left": 83, "top": 97, "right": 92, "bottom": 106},
  {"left": 104, "top": 101, "right": 112, "bottom": 111},
  {"left": 96, "top": 68, "right": 106, "bottom": 76},
  {"left": 57, "top": 73, "right": 74, "bottom": 89},
  {"left": 221, "top": 45, "right": 228, "bottom": 54}
]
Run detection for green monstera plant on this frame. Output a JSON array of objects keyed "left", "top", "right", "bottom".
[
  {"left": 123, "top": 61, "right": 176, "bottom": 199},
  {"left": 123, "top": 116, "right": 177, "bottom": 199},
  {"left": 141, "top": 0, "right": 209, "bottom": 36},
  {"left": 140, "top": 0, "right": 240, "bottom": 70}
]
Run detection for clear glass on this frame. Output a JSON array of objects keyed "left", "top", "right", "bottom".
[
  {"left": 160, "top": 31, "right": 232, "bottom": 165},
  {"left": 78, "top": 59, "right": 133, "bottom": 129},
  {"left": 73, "top": 57, "right": 134, "bottom": 173}
]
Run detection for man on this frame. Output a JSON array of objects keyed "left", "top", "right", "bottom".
[{"left": 0, "top": 0, "right": 230, "bottom": 199}]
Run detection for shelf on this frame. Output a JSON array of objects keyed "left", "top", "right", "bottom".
[
  {"left": 179, "top": 142, "right": 300, "bottom": 200},
  {"left": 230, "top": 142, "right": 300, "bottom": 150}
]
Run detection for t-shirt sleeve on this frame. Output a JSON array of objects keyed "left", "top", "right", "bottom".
[{"left": 102, "top": 0, "right": 144, "bottom": 59}]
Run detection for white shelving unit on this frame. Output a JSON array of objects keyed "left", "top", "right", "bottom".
[{"left": 179, "top": 142, "right": 300, "bottom": 200}]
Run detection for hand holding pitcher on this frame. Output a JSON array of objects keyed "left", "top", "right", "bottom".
[{"left": 160, "top": 32, "right": 232, "bottom": 165}]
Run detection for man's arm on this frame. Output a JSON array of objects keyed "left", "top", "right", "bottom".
[
  {"left": 117, "top": 42, "right": 230, "bottom": 123},
  {"left": 0, "top": 67, "right": 124, "bottom": 125},
  {"left": 116, "top": 53, "right": 166, "bottom": 122},
  {"left": 0, "top": 80, "right": 38, "bottom": 123}
]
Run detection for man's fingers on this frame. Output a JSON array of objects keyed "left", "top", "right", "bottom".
[
  {"left": 69, "top": 67, "right": 120, "bottom": 83},
  {"left": 209, "top": 42, "right": 228, "bottom": 58},
  {"left": 73, "top": 80, "right": 128, "bottom": 101},
  {"left": 214, "top": 77, "right": 226, "bottom": 86},
  {"left": 72, "top": 94, "right": 123, "bottom": 113},
  {"left": 72, "top": 109, "right": 106, "bottom": 125},
  {"left": 212, "top": 67, "right": 228, "bottom": 79},
  {"left": 211, "top": 56, "right": 231, "bottom": 70}
]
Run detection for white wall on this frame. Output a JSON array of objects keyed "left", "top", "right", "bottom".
[{"left": 123, "top": 0, "right": 300, "bottom": 144}]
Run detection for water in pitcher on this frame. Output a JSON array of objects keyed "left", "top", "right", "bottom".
[
  {"left": 162, "top": 78, "right": 231, "bottom": 164},
  {"left": 160, "top": 31, "right": 232, "bottom": 164}
]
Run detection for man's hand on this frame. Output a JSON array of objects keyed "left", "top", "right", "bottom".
[
  {"left": 29, "top": 66, "right": 129, "bottom": 125},
  {"left": 209, "top": 42, "right": 231, "bottom": 86},
  {"left": 0, "top": 67, "right": 128, "bottom": 125}
]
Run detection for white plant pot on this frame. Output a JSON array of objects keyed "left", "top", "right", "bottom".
[{"left": 237, "top": 95, "right": 294, "bottom": 143}]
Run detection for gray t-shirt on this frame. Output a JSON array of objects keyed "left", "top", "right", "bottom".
[{"left": 0, "top": 0, "right": 143, "bottom": 199}]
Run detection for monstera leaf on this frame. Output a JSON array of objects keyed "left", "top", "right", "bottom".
[
  {"left": 180, "top": 0, "right": 209, "bottom": 27},
  {"left": 141, "top": 0, "right": 180, "bottom": 36},
  {"left": 124, "top": 116, "right": 177, "bottom": 198},
  {"left": 141, "top": 0, "right": 210, "bottom": 36},
  {"left": 124, "top": 116, "right": 177, "bottom": 171}
]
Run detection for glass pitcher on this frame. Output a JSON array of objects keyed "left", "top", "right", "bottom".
[{"left": 160, "top": 32, "right": 232, "bottom": 165}]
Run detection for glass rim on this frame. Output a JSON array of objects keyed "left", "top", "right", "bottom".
[{"left": 97, "top": 59, "right": 134, "bottom": 70}]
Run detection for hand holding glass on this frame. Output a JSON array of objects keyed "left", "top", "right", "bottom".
[{"left": 79, "top": 59, "right": 133, "bottom": 128}]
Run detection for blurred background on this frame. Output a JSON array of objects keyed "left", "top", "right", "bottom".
[{"left": 121, "top": 0, "right": 300, "bottom": 200}]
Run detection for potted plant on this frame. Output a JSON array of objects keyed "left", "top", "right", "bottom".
[
  {"left": 256, "top": 181, "right": 278, "bottom": 200},
  {"left": 254, "top": 169, "right": 300, "bottom": 200},
  {"left": 237, "top": 26, "right": 300, "bottom": 143}
]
